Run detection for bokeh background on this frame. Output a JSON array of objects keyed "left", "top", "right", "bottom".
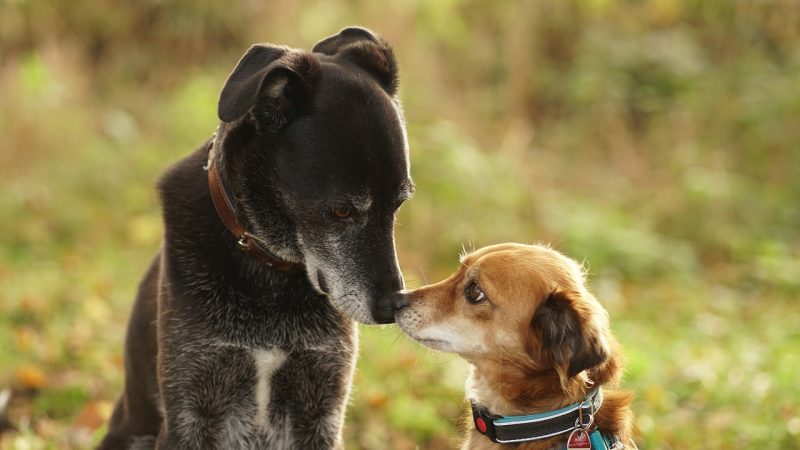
[{"left": 1, "top": 0, "right": 799, "bottom": 448}]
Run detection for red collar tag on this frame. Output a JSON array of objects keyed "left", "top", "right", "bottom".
[{"left": 567, "top": 429, "right": 592, "bottom": 449}]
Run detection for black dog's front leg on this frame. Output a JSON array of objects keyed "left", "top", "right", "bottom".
[
  {"left": 155, "top": 344, "right": 258, "bottom": 450},
  {"left": 272, "top": 348, "right": 356, "bottom": 450}
]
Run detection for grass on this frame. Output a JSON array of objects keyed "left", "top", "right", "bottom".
[{"left": 1, "top": 0, "right": 799, "bottom": 448}]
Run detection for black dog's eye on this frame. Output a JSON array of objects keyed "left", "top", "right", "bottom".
[
  {"left": 465, "top": 282, "right": 486, "bottom": 304},
  {"left": 331, "top": 204, "right": 352, "bottom": 219}
]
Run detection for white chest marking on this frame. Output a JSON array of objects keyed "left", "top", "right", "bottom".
[{"left": 252, "top": 348, "right": 288, "bottom": 429}]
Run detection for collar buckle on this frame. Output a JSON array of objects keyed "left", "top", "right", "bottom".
[
  {"left": 237, "top": 234, "right": 250, "bottom": 251},
  {"left": 471, "top": 402, "right": 499, "bottom": 442}
]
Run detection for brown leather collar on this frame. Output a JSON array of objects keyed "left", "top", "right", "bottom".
[{"left": 206, "top": 144, "right": 303, "bottom": 273}]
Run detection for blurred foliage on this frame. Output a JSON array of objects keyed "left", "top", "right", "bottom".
[{"left": 1, "top": 0, "right": 799, "bottom": 449}]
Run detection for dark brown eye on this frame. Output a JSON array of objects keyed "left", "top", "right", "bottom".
[
  {"left": 465, "top": 282, "right": 486, "bottom": 303},
  {"left": 331, "top": 204, "right": 352, "bottom": 219}
]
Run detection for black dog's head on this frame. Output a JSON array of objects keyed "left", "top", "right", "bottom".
[{"left": 212, "top": 27, "right": 412, "bottom": 324}]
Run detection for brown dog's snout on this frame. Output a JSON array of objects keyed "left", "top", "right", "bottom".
[{"left": 393, "top": 292, "right": 409, "bottom": 310}]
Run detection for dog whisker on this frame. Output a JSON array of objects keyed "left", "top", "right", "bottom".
[
  {"left": 330, "top": 291, "right": 357, "bottom": 303},
  {"left": 416, "top": 268, "right": 429, "bottom": 285}
]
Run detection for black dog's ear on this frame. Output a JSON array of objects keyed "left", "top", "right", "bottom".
[
  {"left": 312, "top": 27, "right": 398, "bottom": 96},
  {"left": 218, "top": 45, "right": 319, "bottom": 127},
  {"left": 532, "top": 290, "right": 610, "bottom": 381}
]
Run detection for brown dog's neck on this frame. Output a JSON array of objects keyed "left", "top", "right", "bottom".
[
  {"left": 465, "top": 338, "right": 627, "bottom": 415},
  {"left": 464, "top": 356, "right": 633, "bottom": 450},
  {"left": 466, "top": 360, "right": 589, "bottom": 416}
]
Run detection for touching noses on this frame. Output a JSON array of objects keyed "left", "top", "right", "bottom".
[
  {"left": 373, "top": 290, "right": 408, "bottom": 324},
  {"left": 392, "top": 291, "right": 408, "bottom": 310}
]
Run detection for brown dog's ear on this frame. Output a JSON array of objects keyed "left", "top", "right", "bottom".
[
  {"left": 531, "top": 290, "right": 610, "bottom": 380},
  {"left": 312, "top": 27, "right": 398, "bottom": 96},
  {"left": 218, "top": 45, "right": 319, "bottom": 128}
]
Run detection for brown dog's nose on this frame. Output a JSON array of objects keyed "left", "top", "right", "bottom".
[{"left": 393, "top": 292, "right": 408, "bottom": 310}]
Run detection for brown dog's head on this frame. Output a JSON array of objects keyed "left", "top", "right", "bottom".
[{"left": 396, "top": 243, "right": 614, "bottom": 390}]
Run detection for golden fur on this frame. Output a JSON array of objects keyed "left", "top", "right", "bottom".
[{"left": 396, "top": 243, "right": 634, "bottom": 449}]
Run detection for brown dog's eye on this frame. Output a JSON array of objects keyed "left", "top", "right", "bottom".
[
  {"left": 465, "top": 282, "right": 486, "bottom": 304},
  {"left": 331, "top": 205, "right": 352, "bottom": 219}
]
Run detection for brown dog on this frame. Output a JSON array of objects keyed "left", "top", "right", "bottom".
[{"left": 396, "top": 243, "right": 634, "bottom": 449}]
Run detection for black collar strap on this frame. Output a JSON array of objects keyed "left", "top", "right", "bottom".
[{"left": 471, "top": 388, "right": 603, "bottom": 445}]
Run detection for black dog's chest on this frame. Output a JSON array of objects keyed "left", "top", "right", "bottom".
[
  {"left": 158, "top": 334, "right": 356, "bottom": 449},
  {"left": 173, "top": 289, "right": 352, "bottom": 350}
]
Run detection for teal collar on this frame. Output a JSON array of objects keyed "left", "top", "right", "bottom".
[{"left": 470, "top": 387, "right": 619, "bottom": 447}]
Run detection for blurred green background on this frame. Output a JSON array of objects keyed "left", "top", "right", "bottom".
[{"left": 1, "top": 0, "right": 799, "bottom": 448}]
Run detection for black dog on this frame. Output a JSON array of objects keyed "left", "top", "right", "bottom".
[{"left": 97, "top": 27, "right": 413, "bottom": 450}]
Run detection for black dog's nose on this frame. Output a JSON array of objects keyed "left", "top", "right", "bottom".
[
  {"left": 373, "top": 292, "right": 407, "bottom": 324},
  {"left": 373, "top": 305, "right": 395, "bottom": 324}
]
